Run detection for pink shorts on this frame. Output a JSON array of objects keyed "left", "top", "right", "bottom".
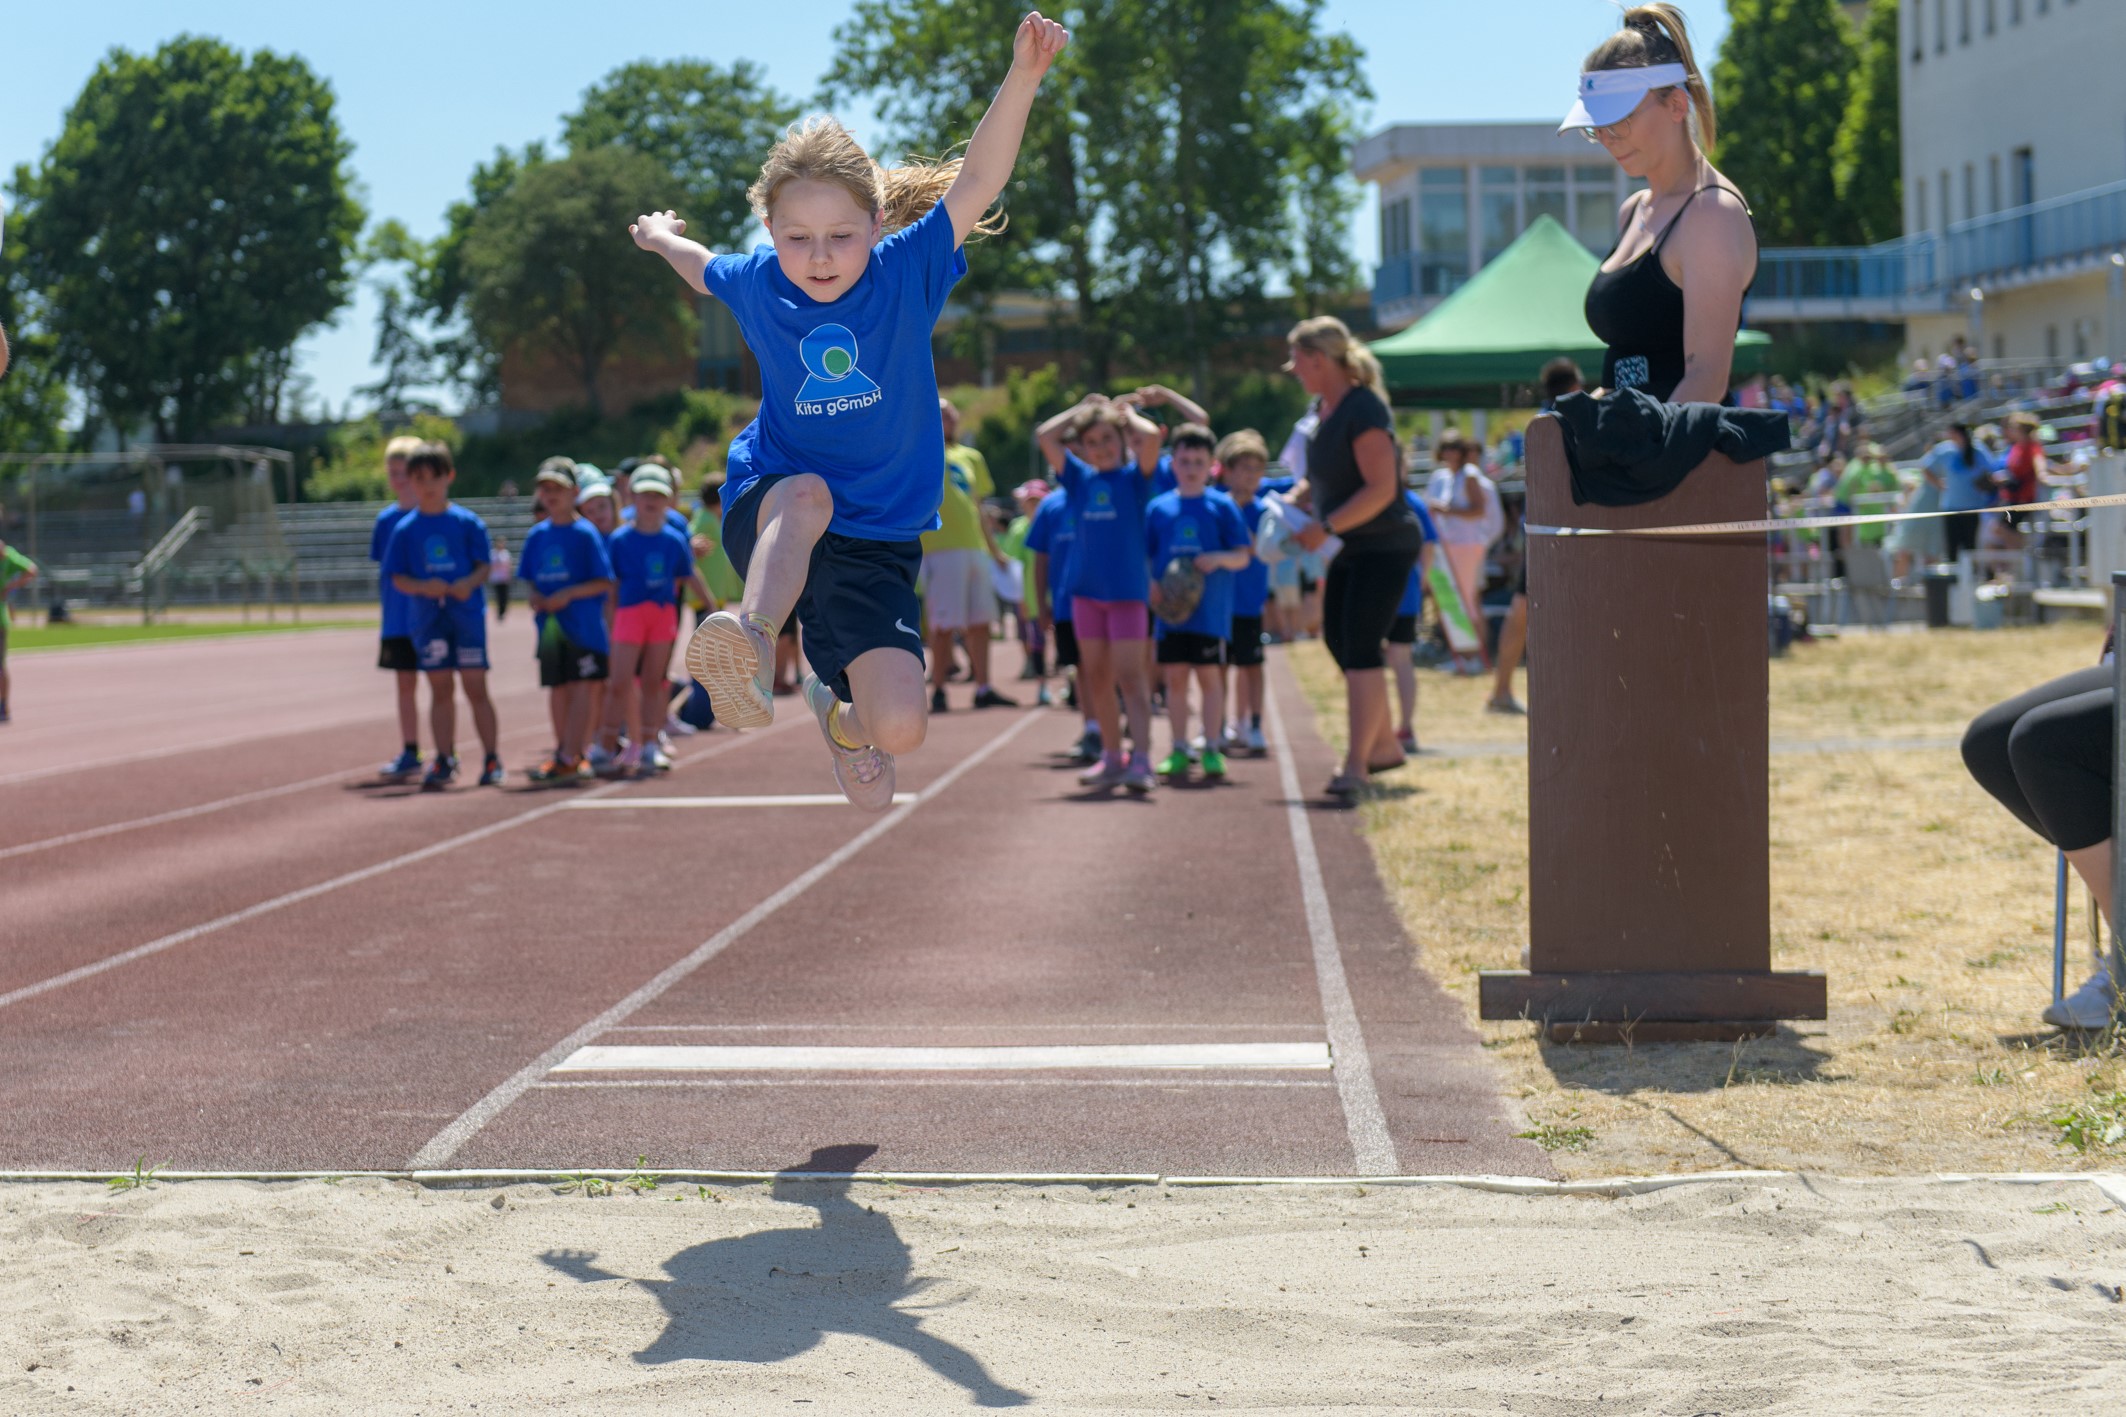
[
  {"left": 1071, "top": 596, "right": 1149, "bottom": 642},
  {"left": 613, "top": 601, "right": 680, "bottom": 646}
]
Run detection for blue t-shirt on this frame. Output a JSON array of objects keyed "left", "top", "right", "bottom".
[
  {"left": 703, "top": 203, "right": 968, "bottom": 543},
  {"left": 370, "top": 504, "right": 417, "bottom": 638},
  {"left": 1926, "top": 440, "right": 2001, "bottom": 513},
  {"left": 1396, "top": 491, "right": 1443, "bottom": 617},
  {"left": 1056, "top": 451, "right": 1154, "bottom": 602},
  {"left": 384, "top": 505, "right": 490, "bottom": 630},
  {"left": 608, "top": 523, "right": 696, "bottom": 609},
  {"left": 1022, "top": 490, "right": 1078, "bottom": 623},
  {"left": 518, "top": 517, "right": 614, "bottom": 652},
  {"left": 1226, "top": 492, "right": 1272, "bottom": 618},
  {"left": 1150, "top": 452, "right": 1177, "bottom": 498},
  {"left": 1146, "top": 489, "right": 1251, "bottom": 639}
]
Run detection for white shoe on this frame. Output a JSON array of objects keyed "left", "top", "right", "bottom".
[
  {"left": 686, "top": 611, "right": 774, "bottom": 730},
  {"left": 664, "top": 715, "right": 698, "bottom": 738},
  {"left": 803, "top": 674, "right": 896, "bottom": 812},
  {"left": 1244, "top": 724, "right": 1267, "bottom": 754},
  {"left": 2043, "top": 968, "right": 2121, "bottom": 1030}
]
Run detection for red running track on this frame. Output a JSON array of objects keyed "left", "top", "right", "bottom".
[{"left": 0, "top": 616, "right": 1551, "bottom": 1179}]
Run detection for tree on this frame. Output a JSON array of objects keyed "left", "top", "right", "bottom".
[
  {"left": 12, "top": 36, "right": 363, "bottom": 441},
  {"left": 0, "top": 207, "right": 69, "bottom": 455},
  {"left": 1713, "top": 0, "right": 1859, "bottom": 248},
  {"left": 1832, "top": 0, "right": 1902, "bottom": 245},
  {"left": 825, "top": 0, "right": 1370, "bottom": 392},
  {"left": 459, "top": 146, "right": 696, "bottom": 418},
  {"left": 563, "top": 60, "right": 800, "bottom": 254}
]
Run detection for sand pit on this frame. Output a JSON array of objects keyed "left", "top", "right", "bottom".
[{"left": 5, "top": 1173, "right": 2124, "bottom": 1414}]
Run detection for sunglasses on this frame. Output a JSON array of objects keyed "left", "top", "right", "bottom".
[{"left": 1579, "top": 90, "right": 1667, "bottom": 144}]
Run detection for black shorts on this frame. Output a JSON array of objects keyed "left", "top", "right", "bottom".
[
  {"left": 1385, "top": 613, "right": 1419, "bottom": 646},
  {"left": 1156, "top": 631, "right": 1227, "bottom": 667},
  {"left": 1228, "top": 615, "right": 1265, "bottom": 667},
  {"left": 538, "top": 631, "right": 609, "bottom": 688},
  {"left": 378, "top": 635, "right": 419, "bottom": 672},
  {"left": 1053, "top": 619, "right": 1080, "bottom": 669},
  {"left": 724, "top": 474, "right": 923, "bottom": 701}
]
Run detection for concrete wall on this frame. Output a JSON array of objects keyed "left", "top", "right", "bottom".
[{"left": 1906, "top": 267, "right": 2110, "bottom": 362}]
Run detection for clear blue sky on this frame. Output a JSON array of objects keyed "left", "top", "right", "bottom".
[{"left": 7, "top": 2, "right": 1731, "bottom": 415}]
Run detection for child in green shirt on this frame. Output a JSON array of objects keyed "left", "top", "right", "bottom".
[{"left": 0, "top": 535, "right": 39, "bottom": 723}]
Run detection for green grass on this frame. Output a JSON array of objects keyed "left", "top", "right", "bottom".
[{"left": 10, "top": 620, "right": 370, "bottom": 653}]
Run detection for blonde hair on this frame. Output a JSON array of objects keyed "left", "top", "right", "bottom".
[
  {"left": 1287, "top": 316, "right": 1388, "bottom": 405},
  {"left": 1214, "top": 429, "right": 1269, "bottom": 467},
  {"left": 1585, "top": 4, "right": 1716, "bottom": 151},
  {"left": 747, "top": 116, "right": 1004, "bottom": 239},
  {"left": 1066, "top": 403, "right": 1132, "bottom": 443},
  {"left": 383, "top": 435, "right": 424, "bottom": 461}
]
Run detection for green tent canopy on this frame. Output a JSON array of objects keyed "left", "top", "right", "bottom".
[{"left": 1368, "top": 214, "right": 1770, "bottom": 403}]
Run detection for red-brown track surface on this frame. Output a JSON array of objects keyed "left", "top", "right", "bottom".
[{"left": 0, "top": 615, "right": 1551, "bottom": 1179}]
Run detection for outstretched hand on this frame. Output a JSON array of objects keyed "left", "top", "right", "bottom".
[
  {"left": 1012, "top": 11, "right": 1070, "bottom": 76},
  {"left": 630, "top": 210, "right": 686, "bottom": 250}
]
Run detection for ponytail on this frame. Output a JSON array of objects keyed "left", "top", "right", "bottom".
[
  {"left": 1287, "top": 315, "right": 1389, "bottom": 405},
  {"left": 749, "top": 117, "right": 1005, "bottom": 239},
  {"left": 1585, "top": 3, "right": 1716, "bottom": 150}
]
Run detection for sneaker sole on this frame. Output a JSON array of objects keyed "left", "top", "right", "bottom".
[{"left": 686, "top": 617, "right": 773, "bottom": 731}]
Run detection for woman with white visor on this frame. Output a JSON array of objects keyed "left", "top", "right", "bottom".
[{"left": 1568, "top": 5, "right": 1757, "bottom": 406}]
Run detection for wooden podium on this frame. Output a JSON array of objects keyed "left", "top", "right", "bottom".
[{"left": 1478, "top": 416, "right": 1827, "bottom": 1041}]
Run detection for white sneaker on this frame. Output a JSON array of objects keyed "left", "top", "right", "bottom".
[
  {"left": 803, "top": 674, "right": 896, "bottom": 812},
  {"left": 2043, "top": 968, "right": 2121, "bottom": 1030},
  {"left": 646, "top": 744, "right": 673, "bottom": 774},
  {"left": 686, "top": 611, "right": 775, "bottom": 730},
  {"left": 1077, "top": 758, "right": 1126, "bottom": 789},
  {"left": 664, "top": 715, "right": 698, "bottom": 738},
  {"left": 1244, "top": 724, "right": 1268, "bottom": 754}
]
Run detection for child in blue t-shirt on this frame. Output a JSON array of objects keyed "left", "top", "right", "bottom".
[
  {"left": 385, "top": 442, "right": 502, "bottom": 791},
  {"left": 1145, "top": 425, "right": 1252, "bottom": 782},
  {"left": 630, "top": 13, "right": 1069, "bottom": 811},
  {"left": 599, "top": 467, "right": 709, "bottom": 779},
  {"left": 518, "top": 464, "right": 615, "bottom": 784},
  {"left": 1384, "top": 487, "right": 1442, "bottom": 754},
  {"left": 1213, "top": 430, "right": 1275, "bottom": 755},
  {"left": 370, "top": 436, "right": 424, "bottom": 781},
  {"left": 1034, "top": 393, "right": 1167, "bottom": 793},
  {"left": 1024, "top": 483, "right": 1097, "bottom": 762}
]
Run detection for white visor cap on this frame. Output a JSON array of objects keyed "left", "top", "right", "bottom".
[{"left": 1559, "top": 62, "right": 1690, "bottom": 133}]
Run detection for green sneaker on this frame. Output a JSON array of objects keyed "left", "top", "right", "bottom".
[
  {"left": 1200, "top": 748, "right": 1228, "bottom": 779},
  {"left": 1158, "top": 750, "right": 1191, "bottom": 779}
]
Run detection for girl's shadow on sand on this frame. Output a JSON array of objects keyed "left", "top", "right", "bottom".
[{"left": 540, "top": 1144, "right": 1028, "bottom": 1407}]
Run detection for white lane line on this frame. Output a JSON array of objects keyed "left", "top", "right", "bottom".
[
  {"left": 0, "top": 721, "right": 799, "bottom": 1012},
  {"left": 563, "top": 793, "right": 918, "bottom": 809},
  {"left": 553, "top": 1042, "right": 1331, "bottom": 1072},
  {"left": 605, "top": 1021, "right": 1318, "bottom": 1033},
  {"left": 1264, "top": 658, "right": 1399, "bottom": 1177},
  {"left": 534, "top": 1077, "right": 1336, "bottom": 1090},
  {"left": 407, "top": 710, "right": 1048, "bottom": 1169}
]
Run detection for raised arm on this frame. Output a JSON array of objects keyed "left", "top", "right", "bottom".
[
  {"left": 941, "top": 13, "right": 1071, "bottom": 246},
  {"left": 630, "top": 210, "right": 713, "bottom": 295},
  {"left": 1035, "top": 393, "right": 1102, "bottom": 472},
  {"left": 1121, "top": 405, "right": 1165, "bottom": 476}
]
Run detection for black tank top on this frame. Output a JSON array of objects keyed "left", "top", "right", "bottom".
[{"left": 1583, "top": 184, "right": 1757, "bottom": 402}]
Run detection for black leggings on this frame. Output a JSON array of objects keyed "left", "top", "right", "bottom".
[
  {"left": 1961, "top": 664, "right": 2114, "bottom": 851},
  {"left": 1944, "top": 511, "right": 1981, "bottom": 562},
  {"left": 1321, "top": 544, "right": 1420, "bottom": 673}
]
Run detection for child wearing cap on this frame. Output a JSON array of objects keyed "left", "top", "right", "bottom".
[
  {"left": 518, "top": 462, "right": 614, "bottom": 783},
  {"left": 1145, "top": 424, "right": 1251, "bottom": 782},
  {"left": 572, "top": 477, "right": 622, "bottom": 774},
  {"left": 600, "top": 465, "right": 708, "bottom": 777},
  {"left": 371, "top": 435, "right": 426, "bottom": 780},
  {"left": 384, "top": 442, "right": 503, "bottom": 790}
]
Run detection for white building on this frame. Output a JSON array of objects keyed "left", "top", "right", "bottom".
[{"left": 1354, "top": 124, "right": 1642, "bottom": 331}]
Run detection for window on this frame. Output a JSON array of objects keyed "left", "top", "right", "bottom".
[
  {"left": 2047, "top": 325, "right": 2059, "bottom": 359},
  {"left": 1479, "top": 165, "right": 1520, "bottom": 263},
  {"left": 1960, "top": 0, "right": 1972, "bottom": 42},
  {"left": 1936, "top": 0, "right": 1948, "bottom": 50},
  {"left": 1381, "top": 196, "right": 1412, "bottom": 259},
  {"left": 1994, "top": 335, "right": 2006, "bottom": 360},
  {"left": 1573, "top": 165, "right": 1619, "bottom": 250},
  {"left": 1917, "top": 176, "right": 1929, "bottom": 232},
  {"left": 1989, "top": 154, "right": 2001, "bottom": 212},
  {"left": 1940, "top": 169, "right": 1952, "bottom": 231},
  {"left": 1417, "top": 168, "right": 1469, "bottom": 297},
  {"left": 2011, "top": 0, "right": 2022, "bottom": 22},
  {"left": 2013, "top": 147, "right": 2035, "bottom": 206},
  {"left": 1525, "top": 166, "right": 1568, "bottom": 234},
  {"left": 1985, "top": 0, "right": 1996, "bottom": 34},
  {"left": 1913, "top": 0, "right": 1925, "bottom": 58},
  {"left": 1963, "top": 164, "right": 1976, "bottom": 222}
]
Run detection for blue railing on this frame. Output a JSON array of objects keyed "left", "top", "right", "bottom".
[
  {"left": 1373, "top": 251, "right": 1415, "bottom": 306},
  {"left": 1944, "top": 178, "right": 2126, "bottom": 285},
  {"left": 1753, "top": 239, "right": 1934, "bottom": 304}
]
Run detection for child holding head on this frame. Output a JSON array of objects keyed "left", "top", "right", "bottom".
[
  {"left": 1034, "top": 392, "right": 1166, "bottom": 793},
  {"left": 631, "top": 11, "right": 1069, "bottom": 810}
]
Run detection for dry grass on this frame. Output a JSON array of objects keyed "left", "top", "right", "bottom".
[{"left": 1292, "top": 621, "right": 2126, "bottom": 1177}]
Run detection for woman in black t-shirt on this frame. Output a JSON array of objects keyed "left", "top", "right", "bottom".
[{"left": 1285, "top": 316, "right": 1424, "bottom": 799}]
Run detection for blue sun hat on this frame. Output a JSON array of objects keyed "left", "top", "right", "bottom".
[{"left": 1560, "top": 62, "right": 1690, "bottom": 134}]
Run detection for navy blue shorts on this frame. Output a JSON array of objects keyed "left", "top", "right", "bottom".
[
  {"left": 723, "top": 474, "right": 924, "bottom": 702},
  {"left": 409, "top": 605, "right": 489, "bottom": 672}
]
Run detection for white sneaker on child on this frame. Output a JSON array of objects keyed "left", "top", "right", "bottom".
[
  {"left": 803, "top": 674, "right": 897, "bottom": 812},
  {"left": 686, "top": 611, "right": 775, "bottom": 730},
  {"left": 2043, "top": 968, "right": 2122, "bottom": 1030}
]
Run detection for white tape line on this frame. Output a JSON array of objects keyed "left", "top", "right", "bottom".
[
  {"left": 1264, "top": 660, "right": 1399, "bottom": 1176},
  {"left": 564, "top": 794, "right": 918, "bottom": 808},
  {"left": 405, "top": 711, "right": 1049, "bottom": 1169},
  {"left": 1527, "top": 490, "right": 2126, "bottom": 539},
  {"left": 533, "top": 1077, "right": 1337, "bottom": 1090},
  {"left": 551, "top": 1042, "right": 1332, "bottom": 1072}
]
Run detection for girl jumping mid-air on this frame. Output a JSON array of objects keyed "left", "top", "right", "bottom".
[{"left": 631, "top": 11, "right": 1069, "bottom": 810}]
